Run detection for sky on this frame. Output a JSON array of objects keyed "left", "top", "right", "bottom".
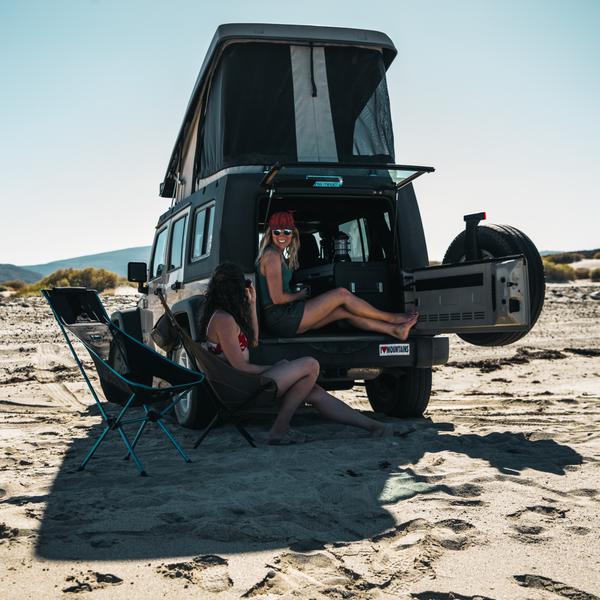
[{"left": 1, "top": 0, "right": 599, "bottom": 265}]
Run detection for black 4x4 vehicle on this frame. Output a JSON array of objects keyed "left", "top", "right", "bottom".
[{"left": 119, "top": 24, "right": 544, "bottom": 427}]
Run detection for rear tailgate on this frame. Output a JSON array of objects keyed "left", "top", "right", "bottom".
[{"left": 404, "top": 256, "right": 530, "bottom": 334}]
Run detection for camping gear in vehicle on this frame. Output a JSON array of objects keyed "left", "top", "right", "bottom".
[
  {"left": 293, "top": 261, "right": 391, "bottom": 311},
  {"left": 333, "top": 232, "right": 351, "bottom": 262},
  {"left": 43, "top": 287, "right": 201, "bottom": 476}
]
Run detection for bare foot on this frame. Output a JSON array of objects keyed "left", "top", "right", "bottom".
[
  {"left": 394, "top": 310, "right": 419, "bottom": 325},
  {"left": 391, "top": 314, "right": 419, "bottom": 340},
  {"left": 369, "top": 423, "right": 391, "bottom": 438}
]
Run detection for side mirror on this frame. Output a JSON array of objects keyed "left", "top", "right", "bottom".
[
  {"left": 128, "top": 262, "right": 147, "bottom": 282},
  {"left": 128, "top": 262, "right": 148, "bottom": 294}
]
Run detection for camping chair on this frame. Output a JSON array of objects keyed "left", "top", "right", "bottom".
[
  {"left": 155, "top": 290, "right": 278, "bottom": 449},
  {"left": 43, "top": 287, "right": 205, "bottom": 476}
]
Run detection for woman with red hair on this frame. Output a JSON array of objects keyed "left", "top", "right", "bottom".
[{"left": 257, "top": 211, "right": 418, "bottom": 339}]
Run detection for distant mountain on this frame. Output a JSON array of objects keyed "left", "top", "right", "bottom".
[
  {"left": 0, "top": 264, "right": 43, "bottom": 284},
  {"left": 23, "top": 246, "right": 151, "bottom": 278}
]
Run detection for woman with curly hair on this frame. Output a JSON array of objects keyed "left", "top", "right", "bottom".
[
  {"left": 199, "top": 263, "right": 389, "bottom": 444},
  {"left": 256, "top": 211, "right": 418, "bottom": 338}
]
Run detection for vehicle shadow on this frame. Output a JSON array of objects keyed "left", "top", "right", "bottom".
[{"left": 29, "top": 411, "right": 582, "bottom": 561}]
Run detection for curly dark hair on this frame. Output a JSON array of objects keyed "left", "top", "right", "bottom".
[{"left": 198, "top": 263, "right": 254, "bottom": 342}]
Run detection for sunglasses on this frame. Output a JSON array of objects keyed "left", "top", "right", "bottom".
[{"left": 273, "top": 228, "right": 293, "bottom": 236}]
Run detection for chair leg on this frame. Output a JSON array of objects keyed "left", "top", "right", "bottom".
[
  {"left": 193, "top": 412, "right": 220, "bottom": 449},
  {"left": 232, "top": 420, "right": 257, "bottom": 448},
  {"left": 156, "top": 419, "right": 192, "bottom": 463},
  {"left": 123, "top": 419, "right": 149, "bottom": 460},
  {"left": 116, "top": 427, "right": 147, "bottom": 476},
  {"left": 78, "top": 425, "right": 111, "bottom": 471}
]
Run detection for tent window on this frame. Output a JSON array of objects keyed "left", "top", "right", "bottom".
[
  {"left": 199, "top": 43, "right": 296, "bottom": 178},
  {"left": 325, "top": 46, "right": 394, "bottom": 162},
  {"left": 197, "top": 42, "right": 394, "bottom": 179}
]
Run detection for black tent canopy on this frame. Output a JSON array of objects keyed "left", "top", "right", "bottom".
[{"left": 161, "top": 24, "right": 398, "bottom": 198}]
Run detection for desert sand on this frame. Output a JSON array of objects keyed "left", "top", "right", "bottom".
[{"left": 1, "top": 284, "right": 599, "bottom": 600}]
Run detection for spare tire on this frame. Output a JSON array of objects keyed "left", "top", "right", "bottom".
[{"left": 442, "top": 224, "right": 545, "bottom": 346}]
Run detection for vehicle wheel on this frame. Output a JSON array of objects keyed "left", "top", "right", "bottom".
[
  {"left": 442, "top": 224, "right": 545, "bottom": 346},
  {"left": 171, "top": 345, "right": 216, "bottom": 428},
  {"left": 365, "top": 367, "right": 432, "bottom": 418},
  {"left": 99, "top": 339, "right": 144, "bottom": 405}
]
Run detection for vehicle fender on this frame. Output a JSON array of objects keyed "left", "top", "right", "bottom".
[
  {"left": 396, "top": 183, "right": 429, "bottom": 270},
  {"left": 110, "top": 308, "right": 144, "bottom": 342},
  {"left": 170, "top": 295, "right": 207, "bottom": 341}
]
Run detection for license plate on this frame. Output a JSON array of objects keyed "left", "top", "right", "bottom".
[{"left": 379, "top": 343, "right": 410, "bottom": 356}]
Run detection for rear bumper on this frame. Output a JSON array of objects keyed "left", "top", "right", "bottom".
[{"left": 251, "top": 334, "right": 449, "bottom": 370}]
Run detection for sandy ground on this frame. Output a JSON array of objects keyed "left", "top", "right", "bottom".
[
  {"left": 570, "top": 259, "right": 600, "bottom": 271},
  {"left": 1, "top": 285, "right": 599, "bottom": 600}
]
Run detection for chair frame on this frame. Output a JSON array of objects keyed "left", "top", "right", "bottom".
[
  {"left": 155, "top": 290, "right": 277, "bottom": 449},
  {"left": 43, "top": 288, "right": 204, "bottom": 476}
]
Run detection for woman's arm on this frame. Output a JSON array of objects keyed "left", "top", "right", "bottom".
[
  {"left": 261, "top": 251, "right": 308, "bottom": 305},
  {"left": 213, "top": 312, "right": 271, "bottom": 374},
  {"left": 246, "top": 282, "right": 259, "bottom": 347}
]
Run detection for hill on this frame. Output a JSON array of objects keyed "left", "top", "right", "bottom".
[
  {"left": 0, "top": 264, "right": 43, "bottom": 284},
  {"left": 23, "top": 246, "right": 151, "bottom": 278}
]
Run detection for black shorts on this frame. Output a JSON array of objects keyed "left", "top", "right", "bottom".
[{"left": 262, "top": 301, "right": 305, "bottom": 337}]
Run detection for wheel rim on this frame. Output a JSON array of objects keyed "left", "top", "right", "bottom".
[{"left": 174, "top": 348, "right": 193, "bottom": 417}]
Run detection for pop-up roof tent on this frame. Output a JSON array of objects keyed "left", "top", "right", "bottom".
[{"left": 161, "top": 24, "right": 398, "bottom": 198}]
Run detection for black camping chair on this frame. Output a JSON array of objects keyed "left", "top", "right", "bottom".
[
  {"left": 155, "top": 291, "right": 278, "bottom": 449},
  {"left": 43, "top": 287, "right": 205, "bottom": 476}
]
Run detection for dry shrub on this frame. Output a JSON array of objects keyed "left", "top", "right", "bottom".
[
  {"left": 575, "top": 268, "right": 590, "bottom": 279},
  {"left": 594, "top": 251, "right": 600, "bottom": 259},
  {"left": 543, "top": 260, "right": 575, "bottom": 282},
  {"left": 591, "top": 268, "right": 600, "bottom": 282},
  {"left": 15, "top": 268, "right": 125, "bottom": 296},
  {"left": 1, "top": 279, "right": 27, "bottom": 290},
  {"left": 544, "top": 252, "right": 584, "bottom": 264}
]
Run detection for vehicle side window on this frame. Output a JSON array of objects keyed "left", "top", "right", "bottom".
[
  {"left": 150, "top": 227, "right": 168, "bottom": 279},
  {"left": 168, "top": 215, "right": 187, "bottom": 270},
  {"left": 191, "top": 202, "right": 215, "bottom": 261},
  {"left": 339, "top": 218, "right": 369, "bottom": 261}
]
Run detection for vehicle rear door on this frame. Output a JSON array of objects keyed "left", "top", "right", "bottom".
[{"left": 404, "top": 256, "right": 531, "bottom": 335}]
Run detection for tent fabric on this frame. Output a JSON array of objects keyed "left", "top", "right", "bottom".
[
  {"left": 197, "top": 42, "right": 394, "bottom": 180},
  {"left": 325, "top": 46, "right": 394, "bottom": 162},
  {"left": 199, "top": 43, "right": 297, "bottom": 179},
  {"left": 291, "top": 45, "right": 338, "bottom": 162}
]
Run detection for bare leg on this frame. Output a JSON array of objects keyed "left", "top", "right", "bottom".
[
  {"left": 302, "top": 306, "right": 418, "bottom": 341},
  {"left": 305, "top": 384, "right": 385, "bottom": 434},
  {"left": 262, "top": 357, "right": 320, "bottom": 439},
  {"left": 298, "top": 288, "right": 416, "bottom": 333}
]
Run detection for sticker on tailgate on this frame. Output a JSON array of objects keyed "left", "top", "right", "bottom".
[{"left": 379, "top": 343, "right": 410, "bottom": 356}]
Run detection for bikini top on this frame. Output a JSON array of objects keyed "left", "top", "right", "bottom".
[
  {"left": 203, "top": 332, "right": 249, "bottom": 358},
  {"left": 202, "top": 311, "right": 249, "bottom": 360}
]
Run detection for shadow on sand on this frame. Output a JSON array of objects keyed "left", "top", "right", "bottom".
[{"left": 18, "top": 409, "right": 582, "bottom": 561}]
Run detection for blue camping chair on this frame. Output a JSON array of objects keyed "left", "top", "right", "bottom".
[{"left": 43, "top": 287, "right": 205, "bottom": 476}]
